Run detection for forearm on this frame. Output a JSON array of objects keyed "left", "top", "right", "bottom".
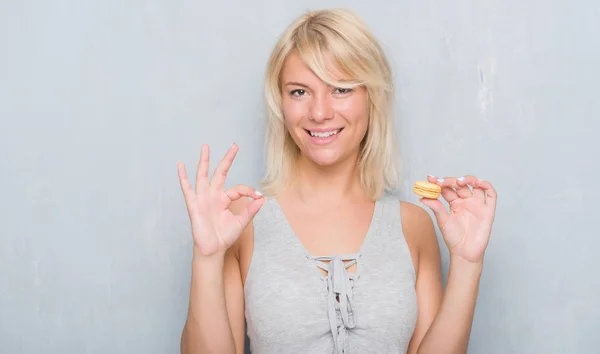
[
  {"left": 181, "top": 249, "right": 236, "bottom": 354},
  {"left": 417, "top": 256, "right": 483, "bottom": 354}
]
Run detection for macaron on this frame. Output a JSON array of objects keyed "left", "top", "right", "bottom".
[{"left": 413, "top": 181, "right": 441, "bottom": 199}]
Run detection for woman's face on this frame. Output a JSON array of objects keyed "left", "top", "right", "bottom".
[{"left": 280, "top": 52, "right": 370, "bottom": 168}]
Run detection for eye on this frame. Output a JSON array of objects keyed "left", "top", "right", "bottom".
[
  {"left": 334, "top": 87, "right": 353, "bottom": 95},
  {"left": 290, "top": 89, "right": 306, "bottom": 97}
]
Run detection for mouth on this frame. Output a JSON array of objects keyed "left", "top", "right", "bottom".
[{"left": 304, "top": 128, "right": 344, "bottom": 138}]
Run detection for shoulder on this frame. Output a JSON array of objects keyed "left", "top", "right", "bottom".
[
  {"left": 399, "top": 201, "right": 436, "bottom": 243},
  {"left": 398, "top": 200, "right": 441, "bottom": 274}
]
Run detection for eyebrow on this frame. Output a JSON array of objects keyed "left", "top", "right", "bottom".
[{"left": 283, "top": 81, "right": 309, "bottom": 88}]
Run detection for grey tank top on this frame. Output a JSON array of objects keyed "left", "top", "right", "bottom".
[{"left": 244, "top": 193, "right": 418, "bottom": 353}]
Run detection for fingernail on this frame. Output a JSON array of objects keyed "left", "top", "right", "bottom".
[
  {"left": 255, "top": 190, "right": 263, "bottom": 196},
  {"left": 437, "top": 178, "right": 445, "bottom": 183},
  {"left": 428, "top": 175, "right": 437, "bottom": 179},
  {"left": 457, "top": 176, "right": 465, "bottom": 181},
  {"left": 476, "top": 178, "right": 483, "bottom": 181}
]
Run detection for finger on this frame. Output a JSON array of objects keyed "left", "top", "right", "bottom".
[
  {"left": 177, "top": 162, "right": 198, "bottom": 214},
  {"left": 419, "top": 198, "right": 450, "bottom": 226},
  {"left": 235, "top": 197, "right": 267, "bottom": 230},
  {"left": 224, "top": 184, "right": 264, "bottom": 202},
  {"left": 428, "top": 176, "right": 459, "bottom": 202},
  {"left": 473, "top": 178, "right": 498, "bottom": 211},
  {"left": 210, "top": 143, "right": 239, "bottom": 190},
  {"left": 443, "top": 176, "right": 472, "bottom": 199},
  {"left": 458, "top": 175, "right": 485, "bottom": 202},
  {"left": 195, "top": 144, "right": 210, "bottom": 193}
]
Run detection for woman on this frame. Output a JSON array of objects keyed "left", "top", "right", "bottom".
[{"left": 178, "top": 8, "right": 497, "bottom": 354}]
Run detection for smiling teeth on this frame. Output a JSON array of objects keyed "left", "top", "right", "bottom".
[{"left": 310, "top": 129, "right": 340, "bottom": 138}]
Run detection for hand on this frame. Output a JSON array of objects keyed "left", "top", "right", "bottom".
[
  {"left": 177, "top": 143, "right": 266, "bottom": 257},
  {"left": 420, "top": 175, "right": 497, "bottom": 264}
]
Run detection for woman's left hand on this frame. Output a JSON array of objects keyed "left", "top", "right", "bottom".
[{"left": 420, "top": 175, "right": 498, "bottom": 264}]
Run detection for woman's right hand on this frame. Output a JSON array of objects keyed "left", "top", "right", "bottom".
[{"left": 177, "top": 143, "right": 266, "bottom": 258}]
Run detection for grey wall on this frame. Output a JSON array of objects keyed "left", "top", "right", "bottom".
[{"left": 1, "top": 0, "right": 598, "bottom": 353}]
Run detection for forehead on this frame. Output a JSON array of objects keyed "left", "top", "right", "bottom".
[{"left": 280, "top": 51, "right": 350, "bottom": 84}]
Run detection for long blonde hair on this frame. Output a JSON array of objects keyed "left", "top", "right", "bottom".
[{"left": 260, "top": 8, "right": 401, "bottom": 200}]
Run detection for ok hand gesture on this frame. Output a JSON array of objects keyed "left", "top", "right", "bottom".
[{"left": 177, "top": 144, "right": 266, "bottom": 257}]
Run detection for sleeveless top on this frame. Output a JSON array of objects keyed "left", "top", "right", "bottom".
[{"left": 243, "top": 193, "right": 418, "bottom": 353}]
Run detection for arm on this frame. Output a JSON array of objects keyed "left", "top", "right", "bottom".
[
  {"left": 406, "top": 174, "right": 496, "bottom": 354},
  {"left": 180, "top": 249, "right": 238, "bottom": 354},
  {"left": 403, "top": 203, "right": 482, "bottom": 354},
  {"left": 416, "top": 256, "right": 482, "bottom": 354},
  {"left": 177, "top": 144, "right": 264, "bottom": 354},
  {"left": 402, "top": 202, "right": 442, "bottom": 354},
  {"left": 180, "top": 198, "right": 253, "bottom": 354}
]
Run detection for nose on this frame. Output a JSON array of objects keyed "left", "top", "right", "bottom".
[{"left": 309, "top": 93, "right": 334, "bottom": 123}]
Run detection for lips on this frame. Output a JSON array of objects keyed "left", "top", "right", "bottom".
[
  {"left": 304, "top": 128, "right": 344, "bottom": 138},
  {"left": 303, "top": 128, "right": 344, "bottom": 145}
]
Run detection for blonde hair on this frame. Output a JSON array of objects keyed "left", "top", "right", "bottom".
[{"left": 260, "top": 8, "right": 401, "bottom": 200}]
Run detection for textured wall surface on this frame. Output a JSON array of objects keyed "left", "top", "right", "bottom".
[{"left": 1, "top": 1, "right": 598, "bottom": 353}]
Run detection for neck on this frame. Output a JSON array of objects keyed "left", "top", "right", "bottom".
[{"left": 286, "top": 151, "right": 369, "bottom": 207}]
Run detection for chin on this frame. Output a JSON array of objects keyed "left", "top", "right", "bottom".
[{"left": 305, "top": 149, "right": 347, "bottom": 167}]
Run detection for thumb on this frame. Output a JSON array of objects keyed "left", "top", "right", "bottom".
[
  {"left": 419, "top": 198, "right": 450, "bottom": 226},
  {"left": 235, "top": 197, "right": 267, "bottom": 230}
]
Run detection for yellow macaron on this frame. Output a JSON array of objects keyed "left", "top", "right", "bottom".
[{"left": 413, "top": 181, "right": 442, "bottom": 199}]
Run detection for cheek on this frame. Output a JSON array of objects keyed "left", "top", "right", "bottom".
[
  {"left": 282, "top": 98, "right": 306, "bottom": 125},
  {"left": 282, "top": 102, "right": 306, "bottom": 143},
  {"left": 333, "top": 98, "right": 370, "bottom": 127}
]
